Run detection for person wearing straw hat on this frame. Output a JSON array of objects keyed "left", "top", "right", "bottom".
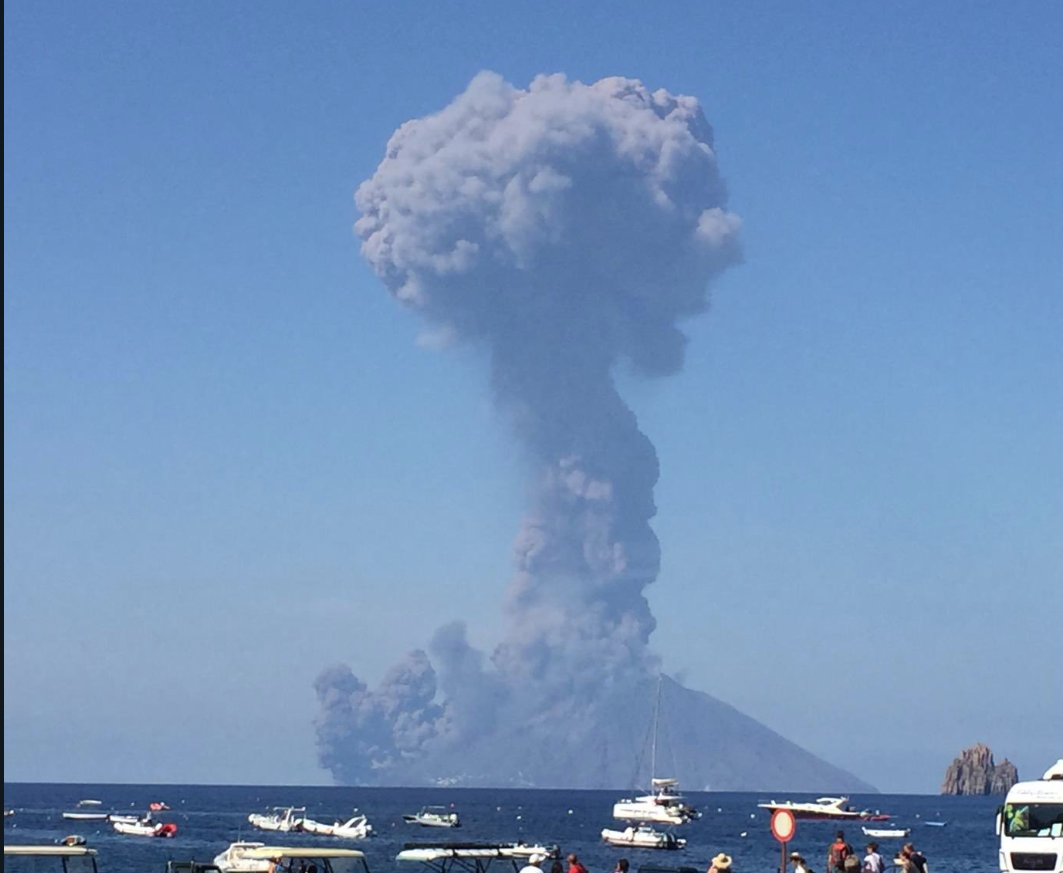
[
  {"left": 790, "top": 851, "right": 810, "bottom": 873},
  {"left": 709, "top": 853, "right": 733, "bottom": 873},
  {"left": 519, "top": 855, "right": 547, "bottom": 873}
]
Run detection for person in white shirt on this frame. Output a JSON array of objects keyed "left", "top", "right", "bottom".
[
  {"left": 790, "top": 852, "right": 810, "bottom": 873},
  {"left": 519, "top": 854, "right": 547, "bottom": 873},
  {"left": 863, "top": 842, "right": 885, "bottom": 873}
]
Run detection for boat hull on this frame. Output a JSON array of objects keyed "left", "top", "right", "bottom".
[
  {"left": 862, "top": 828, "right": 911, "bottom": 839},
  {"left": 601, "top": 828, "right": 685, "bottom": 850},
  {"left": 611, "top": 803, "right": 689, "bottom": 825}
]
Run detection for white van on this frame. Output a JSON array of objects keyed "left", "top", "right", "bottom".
[{"left": 997, "top": 759, "right": 1063, "bottom": 873}]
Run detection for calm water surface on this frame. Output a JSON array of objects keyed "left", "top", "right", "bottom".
[{"left": 3, "top": 785, "right": 999, "bottom": 873}]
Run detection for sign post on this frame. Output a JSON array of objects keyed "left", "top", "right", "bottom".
[{"left": 771, "top": 809, "right": 797, "bottom": 873}]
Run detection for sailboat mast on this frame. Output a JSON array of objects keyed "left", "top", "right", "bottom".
[{"left": 651, "top": 674, "right": 662, "bottom": 781}]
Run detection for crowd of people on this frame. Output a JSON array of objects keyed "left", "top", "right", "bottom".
[
  {"left": 786, "top": 830, "right": 929, "bottom": 873},
  {"left": 517, "top": 832, "right": 928, "bottom": 873}
]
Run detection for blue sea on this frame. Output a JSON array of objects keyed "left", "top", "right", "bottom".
[{"left": 3, "top": 786, "right": 1000, "bottom": 873}]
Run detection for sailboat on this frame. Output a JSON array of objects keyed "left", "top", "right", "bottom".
[{"left": 611, "top": 677, "right": 699, "bottom": 826}]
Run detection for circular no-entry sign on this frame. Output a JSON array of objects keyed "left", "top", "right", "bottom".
[{"left": 771, "top": 809, "right": 797, "bottom": 842}]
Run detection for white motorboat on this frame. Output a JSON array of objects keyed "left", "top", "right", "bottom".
[
  {"left": 396, "top": 843, "right": 559, "bottom": 871},
  {"left": 601, "top": 825, "right": 686, "bottom": 850},
  {"left": 77, "top": 800, "right": 103, "bottom": 807},
  {"left": 214, "top": 842, "right": 270, "bottom": 873},
  {"left": 108, "top": 814, "right": 140, "bottom": 824},
  {"left": 61, "top": 812, "right": 110, "bottom": 821},
  {"left": 5, "top": 810, "right": 15, "bottom": 818},
  {"left": 757, "top": 797, "right": 889, "bottom": 821},
  {"left": 862, "top": 826, "right": 911, "bottom": 838},
  {"left": 302, "top": 812, "right": 373, "bottom": 839},
  {"left": 248, "top": 806, "right": 306, "bottom": 832},
  {"left": 403, "top": 806, "right": 461, "bottom": 828},
  {"left": 112, "top": 818, "right": 177, "bottom": 837}
]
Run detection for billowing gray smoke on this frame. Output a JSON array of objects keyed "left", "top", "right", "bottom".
[{"left": 315, "top": 71, "right": 742, "bottom": 786}]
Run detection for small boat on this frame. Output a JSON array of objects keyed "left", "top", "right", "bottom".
[
  {"left": 112, "top": 818, "right": 177, "bottom": 837},
  {"left": 149, "top": 802, "right": 170, "bottom": 811},
  {"left": 108, "top": 814, "right": 141, "bottom": 824},
  {"left": 601, "top": 824, "right": 686, "bottom": 850},
  {"left": 76, "top": 800, "right": 103, "bottom": 807},
  {"left": 862, "top": 827, "right": 911, "bottom": 838},
  {"left": 214, "top": 841, "right": 270, "bottom": 873},
  {"left": 61, "top": 812, "right": 110, "bottom": 821},
  {"left": 4, "top": 810, "right": 14, "bottom": 818},
  {"left": 247, "top": 806, "right": 306, "bottom": 832},
  {"left": 301, "top": 811, "right": 373, "bottom": 839},
  {"left": 757, "top": 797, "right": 889, "bottom": 821},
  {"left": 403, "top": 806, "right": 461, "bottom": 828},
  {"left": 923, "top": 821, "right": 948, "bottom": 827}
]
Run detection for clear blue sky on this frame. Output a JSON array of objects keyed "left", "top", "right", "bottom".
[{"left": 4, "top": 1, "right": 1060, "bottom": 792}]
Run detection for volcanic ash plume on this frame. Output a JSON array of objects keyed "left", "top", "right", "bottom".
[{"left": 315, "top": 71, "right": 742, "bottom": 785}]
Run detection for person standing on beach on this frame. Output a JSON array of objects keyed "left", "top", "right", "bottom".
[
  {"left": 901, "top": 844, "right": 928, "bottom": 873},
  {"left": 567, "top": 854, "right": 589, "bottom": 873},
  {"left": 827, "top": 831, "right": 854, "bottom": 873},
  {"left": 709, "top": 853, "right": 733, "bottom": 873},
  {"left": 862, "top": 842, "right": 885, "bottom": 873}
]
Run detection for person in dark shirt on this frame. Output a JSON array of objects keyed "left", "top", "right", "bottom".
[
  {"left": 902, "top": 843, "right": 928, "bottom": 873},
  {"left": 827, "top": 830, "right": 854, "bottom": 873}
]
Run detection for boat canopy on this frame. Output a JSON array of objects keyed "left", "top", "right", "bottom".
[
  {"left": 241, "top": 849, "right": 366, "bottom": 860},
  {"left": 4, "top": 848, "right": 98, "bottom": 857},
  {"left": 4, "top": 846, "right": 99, "bottom": 873},
  {"left": 651, "top": 779, "right": 679, "bottom": 788}
]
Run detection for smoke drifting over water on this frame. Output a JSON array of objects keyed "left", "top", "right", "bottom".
[{"left": 315, "top": 71, "right": 743, "bottom": 786}]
